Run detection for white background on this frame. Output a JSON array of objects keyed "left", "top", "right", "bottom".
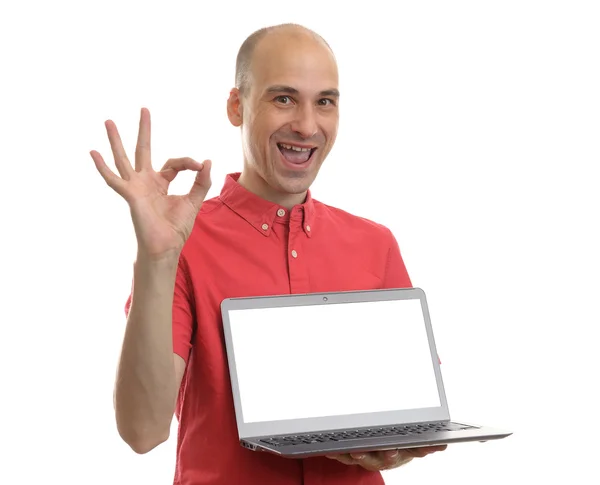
[
  {"left": 230, "top": 300, "right": 439, "bottom": 423},
  {"left": 0, "top": 1, "right": 598, "bottom": 484}
]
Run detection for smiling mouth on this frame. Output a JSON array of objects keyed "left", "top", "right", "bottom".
[{"left": 277, "top": 143, "right": 317, "bottom": 165}]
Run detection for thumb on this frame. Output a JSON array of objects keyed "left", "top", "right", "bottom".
[{"left": 188, "top": 159, "right": 212, "bottom": 210}]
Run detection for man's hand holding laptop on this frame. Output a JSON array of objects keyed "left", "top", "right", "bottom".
[{"left": 326, "top": 445, "right": 447, "bottom": 471}]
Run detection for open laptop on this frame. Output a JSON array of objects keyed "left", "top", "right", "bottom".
[{"left": 220, "top": 287, "right": 511, "bottom": 458}]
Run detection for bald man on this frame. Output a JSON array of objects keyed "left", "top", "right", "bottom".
[{"left": 91, "top": 23, "right": 445, "bottom": 485}]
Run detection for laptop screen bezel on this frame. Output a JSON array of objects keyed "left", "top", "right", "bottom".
[{"left": 220, "top": 287, "right": 450, "bottom": 439}]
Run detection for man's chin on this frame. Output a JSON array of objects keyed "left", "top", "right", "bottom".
[{"left": 275, "top": 172, "right": 315, "bottom": 195}]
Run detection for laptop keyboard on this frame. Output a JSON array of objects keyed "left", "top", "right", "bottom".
[{"left": 259, "top": 422, "right": 475, "bottom": 447}]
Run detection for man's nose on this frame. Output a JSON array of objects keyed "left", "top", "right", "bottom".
[{"left": 290, "top": 105, "right": 318, "bottom": 139}]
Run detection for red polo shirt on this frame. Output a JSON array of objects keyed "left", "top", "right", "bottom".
[{"left": 125, "top": 172, "right": 412, "bottom": 485}]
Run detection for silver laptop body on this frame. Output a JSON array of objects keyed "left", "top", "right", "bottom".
[{"left": 220, "top": 287, "right": 511, "bottom": 458}]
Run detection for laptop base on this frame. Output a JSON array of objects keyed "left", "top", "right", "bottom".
[{"left": 242, "top": 421, "right": 511, "bottom": 458}]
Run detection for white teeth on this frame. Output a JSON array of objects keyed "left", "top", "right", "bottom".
[{"left": 279, "top": 143, "right": 312, "bottom": 152}]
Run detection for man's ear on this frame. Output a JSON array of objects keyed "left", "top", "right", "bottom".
[{"left": 227, "top": 88, "right": 243, "bottom": 127}]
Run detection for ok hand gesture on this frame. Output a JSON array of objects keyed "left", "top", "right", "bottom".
[{"left": 90, "top": 108, "right": 211, "bottom": 259}]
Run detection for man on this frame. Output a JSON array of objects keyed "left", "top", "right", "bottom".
[{"left": 90, "top": 23, "right": 446, "bottom": 485}]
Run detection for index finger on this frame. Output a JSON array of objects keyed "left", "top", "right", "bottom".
[
  {"left": 105, "top": 119, "right": 134, "bottom": 179},
  {"left": 135, "top": 107, "right": 151, "bottom": 171}
]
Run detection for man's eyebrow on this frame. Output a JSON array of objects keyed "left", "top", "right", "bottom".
[
  {"left": 265, "top": 85, "right": 340, "bottom": 98},
  {"left": 265, "top": 85, "right": 299, "bottom": 95},
  {"left": 319, "top": 89, "right": 340, "bottom": 98}
]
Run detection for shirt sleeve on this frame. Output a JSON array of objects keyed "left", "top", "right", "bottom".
[
  {"left": 124, "top": 257, "right": 195, "bottom": 364},
  {"left": 383, "top": 228, "right": 442, "bottom": 365},
  {"left": 382, "top": 228, "right": 413, "bottom": 289}
]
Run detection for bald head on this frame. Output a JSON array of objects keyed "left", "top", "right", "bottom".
[
  {"left": 235, "top": 23, "right": 335, "bottom": 97},
  {"left": 226, "top": 23, "right": 339, "bottom": 207}
]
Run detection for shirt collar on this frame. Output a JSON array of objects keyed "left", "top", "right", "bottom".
[{"left": 219, "top": 173, "right": 315, "bottom": 237}]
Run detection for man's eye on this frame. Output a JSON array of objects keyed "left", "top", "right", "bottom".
[
  {"left": 275, "top": 96, "right": 292, "bottom": 104},
  {"left": 319, "top": 98, "right": 335, "bottom": 106}
]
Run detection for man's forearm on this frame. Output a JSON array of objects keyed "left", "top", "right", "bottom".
[{"left": 114, "top": 252, "right": 180, "bottom": 453}]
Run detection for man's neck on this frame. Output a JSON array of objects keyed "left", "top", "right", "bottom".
[{"left": 237, "top": 170, "right": 307, "bottom": 210}]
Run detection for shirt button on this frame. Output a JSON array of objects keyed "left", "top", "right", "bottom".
[
  {"left": 291, "top": 250, "right": 298, "bottom": 258},
  {"left": 306, "top": 225, "right": 311, "bottom": 232},
  {"left": 261, "top": 223, "right": 269, "bottom": 230},
  {"left": 277, "top": 208, "right": 286, "bottom": 217}
]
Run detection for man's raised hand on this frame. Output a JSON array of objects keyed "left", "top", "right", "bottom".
[{"left": 90, "top": 108, "right": 212, "bottom": 260}]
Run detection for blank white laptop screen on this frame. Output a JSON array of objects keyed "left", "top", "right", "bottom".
[{"left": 228, "top": 298, "right": 441, "bottom": 424}]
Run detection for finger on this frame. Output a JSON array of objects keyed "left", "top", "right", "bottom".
[
  {"left": 426, "top": 444, "right": 447, "bottom": 452},
  {"left": 383, "top": 449, "right": 400, "bottom": 463},
  {"left": 352, "top": 452, "right": 383, "bottom": 471},
  {"left": 159, "top": 157, "right": 206, "bottom": 183},
  {"left": 187, "top": 159, "right": 212, "bottom": 210},
  {"left": 105, "top": 119, "right": 134, "bottom": 180},
  {"left": 382, "top": 450, "right": 413, "bottom": 468},
  {"left": 90, "top": 150, "right": 126, "bottom": 195},
  {"left": 326, "top": 454, "right": 357, "bottom": 466},
  {"left": 135, "top": 107, "right": 151, "bottom": 172},
  {"left": 405, "top": 445, "right": 446, "bottom": 458}
]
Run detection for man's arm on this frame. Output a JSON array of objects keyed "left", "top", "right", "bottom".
[
  {"left": 114, "top": 254, "right": 187, "bottom": 454},
  {"left": 382, "top": 228, "right": 442, "bottom": 364},
  {"left": 90, "top": 108, "right": 212, "bottom": 454},
  {"left": 382, "top": 227, "right": 412, "bottom": 289}
]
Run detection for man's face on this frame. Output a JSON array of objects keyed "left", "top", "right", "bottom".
[{"left": 232, "top": 33, "right": 339, "bottom": 198}]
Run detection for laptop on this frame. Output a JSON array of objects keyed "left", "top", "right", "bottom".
[{"left": 220, "top": 287, "right": 511, "bottom": 458}]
